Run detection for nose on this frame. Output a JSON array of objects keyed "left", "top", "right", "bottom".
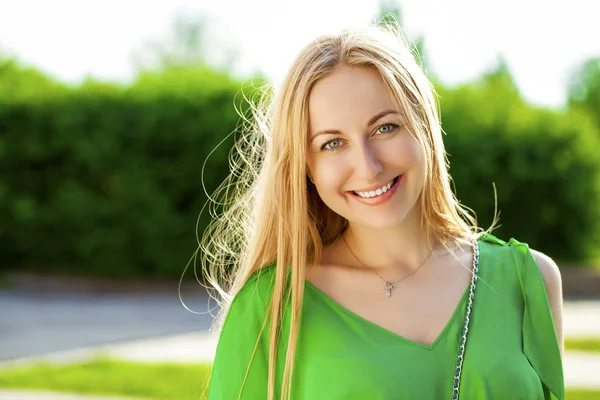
[{"left": 352, "top": 142, "right": 383, "bottom": 180}]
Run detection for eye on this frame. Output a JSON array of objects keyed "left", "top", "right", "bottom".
[
  {"left": 322, "top": 139, "right": 342, "bottom": 151},
  {"left": 376, "top": 123, "right": 398, "bottom": 134}
]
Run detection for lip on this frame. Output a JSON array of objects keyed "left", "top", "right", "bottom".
[{"left": 347, "top": 175, "right": 402, "bottom": 206}]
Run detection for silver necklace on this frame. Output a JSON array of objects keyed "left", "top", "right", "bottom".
[
  {"left": 341, "top": 235, "right": 435, "bottom": 298},
  {"left": 341, "top": 234, "right": 480, "bottom": 399}
]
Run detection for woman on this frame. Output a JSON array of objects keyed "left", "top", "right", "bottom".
[{"left": 202, "top": 24, "right": 564, "bottom": 400}]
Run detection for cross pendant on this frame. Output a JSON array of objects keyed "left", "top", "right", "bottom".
[{"left": 383, "top": 282, "right": 396, "bottom": 298}]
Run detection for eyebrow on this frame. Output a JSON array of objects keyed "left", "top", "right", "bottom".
[{"left": 310, "top": 109, "right": 399, "bottom": 140}]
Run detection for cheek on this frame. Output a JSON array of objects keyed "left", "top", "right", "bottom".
[
  {"left": 385, "top": 135, "right": 423, "bottom": 165},
  {"left": 400, "top": 139, "right": 427, "bottom": 193},
  {"left": 311, "top": 156, "right": 350, "bottom": 192},
  {"left": 407, "top": 140, "right": 426, "bottom": 177}
]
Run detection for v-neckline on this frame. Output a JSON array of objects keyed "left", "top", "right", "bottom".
[{"left": 304, "top": 238, "right": 483, "bottom": 351}]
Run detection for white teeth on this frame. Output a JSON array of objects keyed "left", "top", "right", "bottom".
[{"left": 355, "top": 178, "right": 396, "bottom": 198}]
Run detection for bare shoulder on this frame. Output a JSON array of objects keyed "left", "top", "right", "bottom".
[
  {"left": 530, "top": 248, "right": 564, "bottom": 353},
  {"left": 529, "top": 249, "right": 563, "bottom": 292}
]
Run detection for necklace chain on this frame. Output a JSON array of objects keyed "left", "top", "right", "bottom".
[
  {"left": 341, "top": 235, "right": 435, "bottom": 298},
  {"left": 340, "top": 234, "right": 480, "bottom": 399}
]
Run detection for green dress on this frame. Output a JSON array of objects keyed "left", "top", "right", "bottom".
[{"left": 207, "top": 234, "right": 564, "bottom": 399}]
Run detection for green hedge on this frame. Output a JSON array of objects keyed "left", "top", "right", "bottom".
[
  {"left": 1, "top": 62, "right": 599, "bottom": 279},
  {"left": 0, "top": 67, "right": 242, "bottom": 278},
  {"left": 438, "top": 73, "right": 600, "bottom": 263}
]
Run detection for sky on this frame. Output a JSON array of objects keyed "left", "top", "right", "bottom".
[{"left": 0, "top": 0, "right": 598, "bottom": 108}]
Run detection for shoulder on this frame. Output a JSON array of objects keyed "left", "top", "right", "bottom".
[
  {"left": 528, "top": 249, "right": 563, "bottom": 324},
  {"left": 480, "top": 233, "right": 562, "bottom": 287},
  {"left": 213, "top": 264, "right": 278, "bottom": 348},
  {"left": 478, "top": 233, "right": 563, "bottom": 299},
  {"left": 479, "top": 233, "right": 564, "bottom": 349},
  {"left": 528, "top": 248, "right": 564, "bottom": 354},
  {"left": 232, "top": 263, "right": 279, "bottom": 311},
  {"left": 529, "top": 249, "right": 563, "bottom": 295}
]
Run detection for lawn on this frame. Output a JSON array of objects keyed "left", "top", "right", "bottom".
[
  {"left": 0, "top": 358, "right": 211, "bottom": 400},
  {"left": 566, "top": 337, "right": 600, "bottom": 353},
  {"left": 0, "top": 357, "right": 598, "bottom": 399}
]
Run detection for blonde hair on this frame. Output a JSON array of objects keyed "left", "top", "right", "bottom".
[{"left": 200, "top": 23, "right": 495, "bottom": 400}]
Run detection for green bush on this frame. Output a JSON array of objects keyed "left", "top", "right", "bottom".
[
  {"left": 1, "top": 59, "right": 599, "bottom": 280},
  {"left": 0, "top": 56, "right": 67, "bottom": 100},
  {"left": 438, "top": 71, "right": 600, "bottom": 264},
  {"left": 568, "top": 58, "right": 600, "bottom": 130},
  {"left": 0, "top": 66, "right": 243, "bottom": 278}
]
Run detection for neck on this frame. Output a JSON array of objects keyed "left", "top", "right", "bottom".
[{"left": 341, "top": 204, "right": 437, "bottom": 276}]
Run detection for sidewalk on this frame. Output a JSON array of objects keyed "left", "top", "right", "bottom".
[
  {"left": 563, "top": 300, "right": 600, "bottom": 337},
  {"left": 1, "top": 301, "right": 599, "bottom": 399}
]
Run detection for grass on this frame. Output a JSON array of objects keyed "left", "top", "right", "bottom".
[
  {"left": 0, "top": 357, "right": 598, "bottom": 399},
  {"left": 568, "top": 390, "right": 600, "bottom": 400},
  {"left": 566, "top": 337, "right": 600, "bottom": 353},
  {"left": 0, "top": 357, "right": 212, "bottom": 400}
]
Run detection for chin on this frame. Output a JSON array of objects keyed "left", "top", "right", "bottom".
[{"left": 345, "top": 209, "right": 411, "bottom": 230}]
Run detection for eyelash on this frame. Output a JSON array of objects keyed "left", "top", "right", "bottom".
[{"left": 320, "top": 123, "right": 400, "bottom": 152}]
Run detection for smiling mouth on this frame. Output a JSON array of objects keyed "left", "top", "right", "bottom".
[{"left": 352, "top": 176, "right": 400, "bottom": 198}]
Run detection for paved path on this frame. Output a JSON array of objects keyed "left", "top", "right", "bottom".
[
  {"left": 563, "top": 300, "right": 600, "bottom": 337},
  {"left": 0, "top": 289, "right": 214, "bottom": 361},
  {"left": 2, "top": 290, "right": 598, "bottom": 362},
  {"left": 564, "top": 351, "right": 600, "bottom": 389}
]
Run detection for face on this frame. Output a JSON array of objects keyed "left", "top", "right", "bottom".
[{"left": 306, "top": 65, "right": 426, "bottom": 230}]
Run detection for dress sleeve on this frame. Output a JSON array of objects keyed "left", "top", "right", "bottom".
[
  {"left": 509, "top": 238, "right": 565, "bottom": 400},
  {"left": 206, "top": 271, "right": 275, "bottom": 400}
]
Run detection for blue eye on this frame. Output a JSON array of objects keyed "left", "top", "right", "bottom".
[
  {"left": 322, "top": 139, "right": 342, "bottom": 151},
  {"left": 377, "top": 123, "right": 398, "bottom": 134}
]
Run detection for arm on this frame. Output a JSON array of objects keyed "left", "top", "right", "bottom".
[{"left": 530, "top": 249, "right": 564, "bottom": 357}]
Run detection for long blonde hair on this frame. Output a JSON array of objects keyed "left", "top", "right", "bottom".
[{"left": 200, "top": 24, "right": 493, "bottom": 400}]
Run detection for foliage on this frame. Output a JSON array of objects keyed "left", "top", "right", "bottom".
[
  {"left": 0, "top": 56, "right": 66, "bottom": 100},
  {"left": 1, "top": 49, "right": 600, "bottom": 279},
  {"left": 437, "top": 62, "right": 600, "bottom": 263},
  {"left": 568, "top": 58, "right": 600, "bottom": 129},
  {"left": 0, "top": 66, "right": 244, "bottom": 278}
]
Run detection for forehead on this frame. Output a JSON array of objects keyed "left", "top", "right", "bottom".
[{"left": 308, "top": 65, "right": 397, "bottom": 133}]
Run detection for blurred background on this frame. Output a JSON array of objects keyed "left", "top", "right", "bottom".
[{"left": 0, "top": 0, "right": 599, "bottom": 399}]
